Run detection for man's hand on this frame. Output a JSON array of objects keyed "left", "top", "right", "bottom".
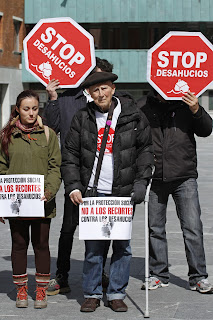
[
  {"left": 182, "top": 91, "right": 199, "bottom": 114},
  {"left": 70, "top": 190, "right": 83, "bottom": 206},
  {"left": 131, "top": 182, "right": 147, "bottom": 204},
  {"left": 46, "top": 79, "right": 60, "bottom": 101}
]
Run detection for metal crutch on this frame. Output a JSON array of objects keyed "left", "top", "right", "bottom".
[{"left": 144, "top": 168, "right": 154, "bottom": 318}]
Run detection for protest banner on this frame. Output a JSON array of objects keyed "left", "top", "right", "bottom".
[
  {"left": 147, "top": 31, "right": 213, "bottom": 100},
  {"left": 0, "top": 174, "right": 44, "bottom": 217},
  {"left": 79, "top": 197, "right": 133, "bottom": 240},
  {"left": 23, "top": 17, "right": 95, "bottom": 88}
]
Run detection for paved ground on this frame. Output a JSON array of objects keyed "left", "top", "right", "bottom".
[{"left": 0, "top": 134, "right": 213, "bottom": 320}]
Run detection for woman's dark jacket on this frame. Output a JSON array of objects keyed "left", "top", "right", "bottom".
[
  {"left": 140, "top": 94, "right": 212, "bottom": 182},
  {"left": 61, "top": 96, "right": 154, "bottom": 196}
]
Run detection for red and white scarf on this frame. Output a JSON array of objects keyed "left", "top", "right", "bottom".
[{"left": 15, "top": 119, "right": 39, "bottom": 133}]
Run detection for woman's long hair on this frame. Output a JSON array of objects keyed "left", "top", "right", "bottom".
[{"left": 0, "top": 90, "right": 39, "bottom": 157}]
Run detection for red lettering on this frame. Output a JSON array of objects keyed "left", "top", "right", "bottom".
[{"left": 4, "top": 185, "right": 14, "bottom": 192}]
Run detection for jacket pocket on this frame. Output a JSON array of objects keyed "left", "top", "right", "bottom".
[{"left": 34, "top": 141, "right": 48, "bottom": 159}]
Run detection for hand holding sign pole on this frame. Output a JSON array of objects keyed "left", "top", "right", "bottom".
[
  {"left": 23, "top": 17, "right": 95, "bottom": 88},
  {"left": 147, "top": 31, "right": 213, "bottom": 100}
]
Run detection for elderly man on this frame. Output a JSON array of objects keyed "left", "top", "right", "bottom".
[
  {"left": 44, "top": 58, "right": 114, "bottom": 295},
  {"left": 61, "top": 72, "right": 153, "bottom": 312}
]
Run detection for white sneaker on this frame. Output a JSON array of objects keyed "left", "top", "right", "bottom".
[
  {"left": 190, "top": 279, "right": 213, "bottom": 293},
  {"left": 141, "top": 276, "right": 169, "bottom": 290}
]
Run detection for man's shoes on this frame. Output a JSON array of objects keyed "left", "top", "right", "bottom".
[
  {"left": 189, "top": 279, "right": 213, "bottom": 293},
  {"left": 141, "top": 276, "right": 169, "bottom": 290},
  {"left": 108, "top": 299, "right": 128, "bottom": 312},
  {"left": 102, "top": 271, "right": 109, "bottom": 290},
  {"left": 80, "top": 298, "right": 100, "bottom": 312},
  {"left": 47, "top": 274, "right": 71, "bottom": 296}
]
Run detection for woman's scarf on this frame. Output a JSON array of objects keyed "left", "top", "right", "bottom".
[{"left": 15, "top": 119, "right": 39, "bottom": 133}]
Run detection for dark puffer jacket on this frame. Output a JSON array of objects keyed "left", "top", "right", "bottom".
[
  {"left": 61, "top": 96, "right": 154, "bottom": 196},
  {"left": 140, "top": 93, "right": 212, "bottom": 182},
  {"left": 43, "top": 88, "right": 133, "bottom": 147}
]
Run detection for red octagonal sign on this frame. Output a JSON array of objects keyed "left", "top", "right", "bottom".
[
  {"left": 23, "top": 17, "right": 95, "bottom": 88},
  {"left": 147, "top": 31, "right": 213, "bottom": 100}
]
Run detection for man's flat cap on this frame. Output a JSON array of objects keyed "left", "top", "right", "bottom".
[{"left": 81, "top": 72, "right": 118, "bottom": 88}]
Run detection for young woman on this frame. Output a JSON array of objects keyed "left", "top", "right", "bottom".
[{"left": 0, "top": 90, "right": 61, "bottom": 309}]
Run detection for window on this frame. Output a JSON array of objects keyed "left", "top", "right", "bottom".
[
  {"left": 204, "top": 22, "right": 213, "bottom": 44},
  {"left": 109, "top": 28, "right": 120, "bottom": 49},
  {"left": 13, "top": 16, "right": 23, "bottom": 53},
  {"left": 128, "top": 28, "right": 140, "bottom": 49},
  {"left": 89, "top": 28, "right": 102, "bottom": 49},
  {"left": 209, "top": 91, "right": 213, "bottom": 110}
]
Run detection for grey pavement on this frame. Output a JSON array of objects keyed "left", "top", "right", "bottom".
[{"left": 0, "top": 134, "right": 213, "bottom": 319}]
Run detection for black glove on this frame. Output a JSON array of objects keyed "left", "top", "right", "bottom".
[{"left": 131, "top": 181, "right": 147, "bottom": 204}]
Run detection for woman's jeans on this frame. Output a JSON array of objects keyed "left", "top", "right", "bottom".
[
  {"left": 83, "top": 193, "right": 132, "bottom": 301},
  {"left": 149, "top": 178, "right": 208, "bottom": 286}
]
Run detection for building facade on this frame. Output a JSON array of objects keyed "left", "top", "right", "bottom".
[
  {"left": 0, "top": 0, "right": 25, "bottom": 128},
  {"left": 3, "top": 0, "right": 213, "bottom": 127}
]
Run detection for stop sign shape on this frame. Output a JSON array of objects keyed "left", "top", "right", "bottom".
[
  {"left": 23, "top": 17, "right": 95, "bottom": 88},
  {"left": 147, "top": 31, "right": 213, "bottom": 100}
]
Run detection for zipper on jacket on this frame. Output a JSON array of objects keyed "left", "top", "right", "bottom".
[{"left": 171, "top": 112, "right": 176, "bottom": 131}]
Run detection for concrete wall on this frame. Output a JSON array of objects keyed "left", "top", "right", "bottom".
[{"left": 0, "top": 67, "right": 24, "bottom": 126}]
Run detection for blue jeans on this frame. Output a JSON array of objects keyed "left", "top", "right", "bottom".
[
  {"left": 149, "top": 178, "right": 208, "bottom": 286},
  {"left": 56, "top": 194, "right": 110, "bottom": 280},
  {"left": 83, "top": 193, "right": 132, "bottom": 300},
  {"left": 83, "top": 239, "right": 131, "bottom": 300}
]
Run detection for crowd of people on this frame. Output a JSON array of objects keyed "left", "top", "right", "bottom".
[{"left": 0, "top": 57, "right": 212, "bottom": 312}]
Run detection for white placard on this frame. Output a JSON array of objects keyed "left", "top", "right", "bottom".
[
  {"left": 79, "top": 197, "right": 133, "bottom": 240},
  {"left": 0, "top": 174, "right": 44, "bottom": 217}
]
